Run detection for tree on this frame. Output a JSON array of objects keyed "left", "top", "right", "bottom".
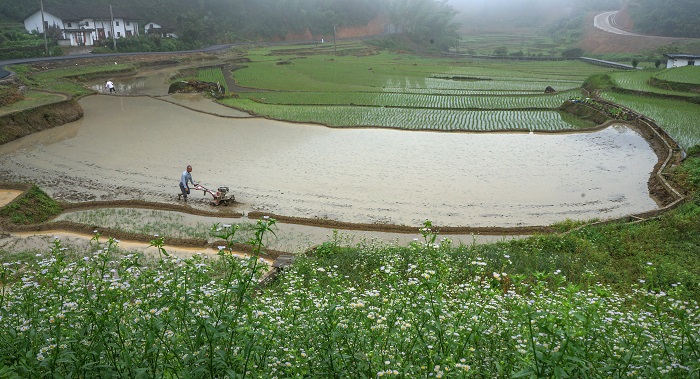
[
  {"left": 655, "top": 59, "right": 662, "bottom": 68},
  {"left": 561, "top": 47, "right": 583, "bottom": 59},
  {"left": 494, "top": 46, "right": 507, "bottom": 56},
  {"left": 388, "top": 0, "right": 459, "bottom": 49},
  {"left": 632, "top": 58, "right": 639, "bottom": 68}
]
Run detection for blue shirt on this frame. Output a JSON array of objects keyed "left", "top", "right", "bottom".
[{"left": 180, "top": 170, "right": 194, "bottom": 187}]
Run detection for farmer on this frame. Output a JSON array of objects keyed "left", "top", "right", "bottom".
[
  {"left": 179, "top": 165, "right": 195, "bottom": 202},
  {"left": 105, "top": 80, "right": 116, "bottom": 93}
]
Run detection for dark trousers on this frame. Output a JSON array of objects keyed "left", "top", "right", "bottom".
[{"left": 180, "top": 183, "right": 190, "bottom": 199}]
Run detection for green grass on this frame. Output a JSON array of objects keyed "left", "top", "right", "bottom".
[
  {"left": 9, "top": 63, "right": 135, "bottom": 98},
  {"left": 600, "top": 91, "right": 700, "bottom": 149},
  {"left": 0, "top": 90, "right": 66, "bottom": 115},
  {"left": 0, "top": 185, "right": 62, "bottom": 224},
  {"left": 0, "top": 214, "right": 698, "bottom": 377}
]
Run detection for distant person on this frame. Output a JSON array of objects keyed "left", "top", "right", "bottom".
[
  {"left": 105, "top": 80, "right": 116, "bottom": 93},
  {"left": 179, "top": 165, "right": 195, "bottom": 202},
  {"left": 321, "top": 38, "right": 324, "bottom": 43}
]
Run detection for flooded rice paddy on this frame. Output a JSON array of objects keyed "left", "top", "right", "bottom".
[{"left": 0, "top": 94, "right": 659, "bottom": 230}]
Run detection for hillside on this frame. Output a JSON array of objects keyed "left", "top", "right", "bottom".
[{"left": 624, "top": 0, "right": 700, "bottom": 38}]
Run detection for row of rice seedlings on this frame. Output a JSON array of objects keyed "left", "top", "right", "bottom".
[
  {"left": 600, "top": 91, "right": 700, "bottom": 149},
  {"left": 232, "top": 52, "right": 610, "bottom": 93},
  {"left": 609, "top": 70, "right": 692, "bottom": 97},
  {"left": 241, "top": 90, "right": 577, "bottom": 109},
  {"left": 421, "top": 78, "right": 581, "bottom": 92},
  {"left": 654, "top": 66, "right": 700, "bottom": 85},
  {"left": 221, "top": 99, "right": 592, "bottom": 131},
  {"left": 381, "top": 88, "right": 547, "bottom": 95},
  {"left": 196, "top": 67, "right": 227, "bottom": 88}
]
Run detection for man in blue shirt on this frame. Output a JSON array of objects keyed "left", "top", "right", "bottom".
[{"left": 179, "top": 165, "right": 195, "bottom": 202}]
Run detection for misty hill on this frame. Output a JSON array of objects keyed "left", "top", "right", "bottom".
[
  {"left": 449, "top": 0, "right": 623, "bottom": 32},
  {"left": 623, "top": 0, "right": 700, "bottom": 38}
]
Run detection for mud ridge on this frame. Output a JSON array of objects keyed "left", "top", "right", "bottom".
[
  {"left": 0, "top": 99, "right": 83, "bottom": 144},
  {"left": 3, "top": 219, "right": 283, "bottom": 260},
  {"left": 60, "top": 200, "right": 245, "bottom": 219},
  {"left": 246, "top": 211, "right": 555, "bottom": 235}
]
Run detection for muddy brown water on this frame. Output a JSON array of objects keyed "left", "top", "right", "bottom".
[{"left": 0, "top": 94, "right": 659, "bottom": 230}]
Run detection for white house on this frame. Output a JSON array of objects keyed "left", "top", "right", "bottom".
[
  {"left": 664, "top": 53, "right": 700, "bottom": 68},
  {"left": 144, "top": 21, "right": 177, "bottom": 39},
  {"left": 24, "top": 5, "right": 139, "bottom": 47}
]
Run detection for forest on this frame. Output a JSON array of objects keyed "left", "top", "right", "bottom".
[
  {"left": 627, "top": 0, "right": 700, "bottom": 38},
  {"left": 0, "top": 0, "right": 459, "bottom": 48}
]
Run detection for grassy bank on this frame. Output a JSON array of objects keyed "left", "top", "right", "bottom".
[
  {"left": 0, "top": 185, "right": 62, "bottom": 224},
  {"left": 0, "top": 199, "right": 698, "bottom": 377}
]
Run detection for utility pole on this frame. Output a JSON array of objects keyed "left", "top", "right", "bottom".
[
  {"left": 110, "top": 4, "right": 116, "bottom": 50},
  {"left": 333, "top": 24, "right": 337, "bottom": 55},
  {"left": 40, "top": 0, "right": 48, "bottom": 56}
]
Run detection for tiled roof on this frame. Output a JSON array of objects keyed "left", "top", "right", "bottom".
[
  {"left": 42, "top": 5, "right": 136, "bottom": 21},
  {"left": 663, "top": 54, "right": 700, "bottom": 59}
]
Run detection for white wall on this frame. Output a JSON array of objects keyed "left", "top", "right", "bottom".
[
  {"left": 666, "top": 58, "right": 697, "bottom": 68},
  {"left": 23, "top": 10, "right": 63, "bottom": 34},
  {"left": 25, "top": 10, "right": 138, "bottom": 46}
]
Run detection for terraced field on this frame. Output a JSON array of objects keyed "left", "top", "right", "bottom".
[
  {"left": 600, "top": 91, "right": 700, "bottom": 149},
  {"left": 655, "top": 65, "right": 700, "bottom": 85},
  {"left": 221, "top": 45, "right": 614, "bottom": 131}
]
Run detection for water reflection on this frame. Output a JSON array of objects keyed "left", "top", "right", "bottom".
[
  {"left": 0, "top": 95, "right": 660, "bottom": 228},
  {"left": 90, "top": 77, "right": 147, "bottom": 94}
]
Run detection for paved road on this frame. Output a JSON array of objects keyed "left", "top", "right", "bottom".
[
  {"left": 593, "top": 11, "right": 642, "bottom": 36},
  {"left": 0, "top": 44, "right": 237, "bottom": 78}
]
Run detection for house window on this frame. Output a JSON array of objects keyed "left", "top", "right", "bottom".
[
  {"left": 126, "top": 21, "right": 130, "bottom": 26},
  {"left": 117, "top": 32, "right": 121, "bottom": 37},
  {"left": 67, "top": 22, "right": 72, "bottom": 27},
  {"left": 116, "top": 21, "right": 120, "bottom": 26}
]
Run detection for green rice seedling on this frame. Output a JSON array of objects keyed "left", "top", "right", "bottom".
[
  {"left": 221, "top": 99, "right": 594, "bottom": 131},
  {"left": 609, "top": 70, "right": 694, "bottom": 97},
  {"left": 655, "top": 66, "right": 700, "bottom": 85},
  {"left": 600, "top": 91, "right": 700, "bottom": 149},
  {"left": 240, "top": 90, "right": 579, "bottom": 109},
  {"left": 196, "top": 67, "right": 227, "bottom": 90}
]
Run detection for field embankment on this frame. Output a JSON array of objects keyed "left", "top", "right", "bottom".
[{"left": 0, "top": 99, "right": 82, "bottom": 144}]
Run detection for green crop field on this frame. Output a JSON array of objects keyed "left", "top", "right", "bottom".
[
  {"left": 609, "top": 70, "right": 695, "bottom": 97},
  {"left": 226, "top": 46, "right": 612, "bottom": 130},
  {"left": 196, "top": 67, "right": 228, "bottom": 90},
  {"left": 655, "top": 66, "right": 700, "bottom": 85},
  {"left": 238, "top": 90, "right": 578, "bottom": 109},
  {"left": 600, "top": 91, "right": 700, "bottom": 149},
  {"left": 220, "top": 98, "right": 592, "bottom": 131},
  {"left": 0, "top": 90, "right": 66, "bottom": 115},
  {"left": 233, "top": 49, "right": 608, "bottom": 94}
]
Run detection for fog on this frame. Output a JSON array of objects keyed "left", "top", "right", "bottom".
[{"left": 447, "top": 0, "right": 623, "bottom": 30}]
